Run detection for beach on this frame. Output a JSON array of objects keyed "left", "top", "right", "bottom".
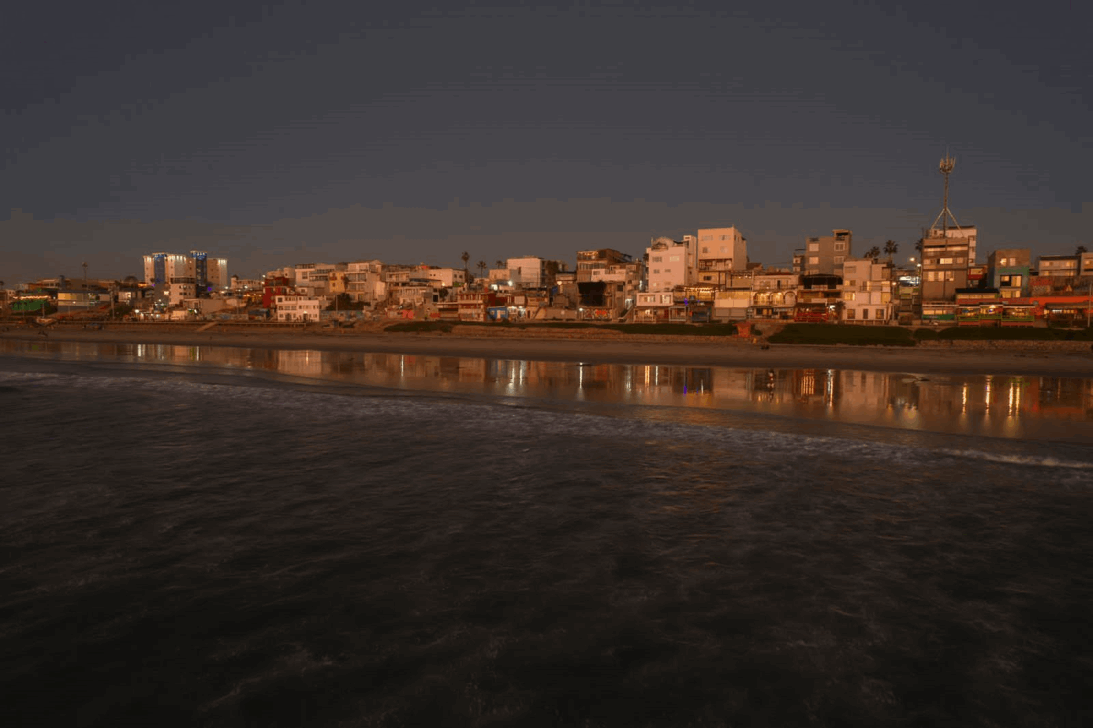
[
  {"left": 4, "top": 323, "right": 1092, "bottom": 377},
  {"left": 2, "top": 326, "right": 1092, "bottom": 726}
]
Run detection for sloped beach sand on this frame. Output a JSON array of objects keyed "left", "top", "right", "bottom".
[{"left": 4, "top": 324, "right": 1092, "bottom": 377}]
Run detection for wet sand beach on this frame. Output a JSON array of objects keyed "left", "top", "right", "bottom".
[{"left": 3, "top": 324, "right": 1092, "bottom": 377}]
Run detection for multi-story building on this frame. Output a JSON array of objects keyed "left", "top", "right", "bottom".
[
  {"left": 712, "top": 282, "right": 753, "bottom": 321},
  {"left": 749, "top": 270, "right": 799, "bottom": 320},
  {"left": 645, "top": 237, "right": 693, "bottom": 293},
  {"left": 589, "top": 260, "right": 645, "bottom": 315},
  {"left": 1082, "top": 251, "right": 1093, "bottom": 279},
  {"left": 274, "top": 294, "right": 321, "bottom": 322},
  {"left": 488, "top": 267, "right": 513, "bottom": 289},
  {"left": 942, "top": 224, "right": 978, "bottom": 265},
  {"left": 633, "top": 291, "right": 676, "bottom": 321},
  {"left": 57, "top": 289, "right": 110, "bottom": 313},
  {"left": 421, "top": 266, "right": 467, "bottom": 290},
  {"left": 695, "top": 226, "right": 747, "bottom": 287},
  {"left": 262, "top": 276, "right": 293, "bottom": 308},
  {"left": 294, "top": 263, "right": 343, "bottom": 296},
  {"left": 190, "top": 251, "right": 229, "bottom": 292},
  {"left": 142, "top": 251, "right": 227, "bottom": 296},
  {"left": 987, "top": 249, "right": 1031, "bottom": 299},
  {"left": 797, "top": 274, "right": 844, "bottom": 321},
  {"left": 920, "top": 228, "right": 974, "bottom": 302},
  {"left": 265, "top": 266, "right": 296, "bottom": 283},
  {"left": 345, "top": 261, "right": 386, "bottom": 306},
  {"left": 793, "top": 229, "right": 852, "bottom": 276},
  {"left": 457, "top": 290, "right": 491, "bottom": 321},
  {"left": 143, "top": 252, "right": 193, "bottom": 291},
  {"left": 576, "top": 249, "right": 631, "bottom": 283},
  {"left": 1037, "top": 254, "right": 1080, "bottom": 279},
  {"left": 841, "top": 258, "right": 894, "bottom": 324},
  {"left": 505, "top": 257, "right": 549, "bottom": 288},
  {"left": 230, "top": 275, "right": 262, "bottom": 292}
]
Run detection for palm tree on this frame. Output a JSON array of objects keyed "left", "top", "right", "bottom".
[
  {"left": 1077, "top": 245, "right": 1088, "bottom": 256},
  {"left": 883, "top": 240, "right": 899, "bottom": 262},
  {"left": 865, "top": 246, "right": 881, "bottom": 260},
  {"left": 495, "top": 259, "right": 504, "bottom": 269},
  {"left": 477, "top": 260, "right": 488, "bottom": 279},
  {"left": 461, "top": 251, "right": 470, "bottom": 273}
]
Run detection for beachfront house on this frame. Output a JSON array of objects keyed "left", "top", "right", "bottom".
[
  {"left": 274, "top": 294, "right": 321, "bottom": 322},
  {"left": 645, "top": 237, "right": 693, "bottom": 293},
  {"left": 749, "top": 270, "right": 799, "bottom": 321},
  {"left": 840, "top": 258, "right": 894, "bottom": 324},
  {"left": 695, "top": 227, "right": 748, "bottom": 288}
]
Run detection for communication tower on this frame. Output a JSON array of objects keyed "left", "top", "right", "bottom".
[{"left": 929, "top": 151, "right": 959, "bottom": 235}]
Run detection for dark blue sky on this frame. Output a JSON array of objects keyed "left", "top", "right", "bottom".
[{"left": 2, "top": 0, "right": 1089, "bottom": 281}]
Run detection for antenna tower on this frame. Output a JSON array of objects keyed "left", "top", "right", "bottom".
[{"left": 929, "top": 151, "right": 959, "bottom": 236}]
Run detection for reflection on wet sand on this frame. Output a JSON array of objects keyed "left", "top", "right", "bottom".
[{"left": 8, "top": 340, "right": 1093, "bottom": 441}]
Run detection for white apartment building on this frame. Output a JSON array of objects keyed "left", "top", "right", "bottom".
[
  {"left": 346, "top": 261, "right": 386, "bottom": 305},
  {"left": 505, "top": 256, "right": 546, "bottom": 288},
  {"left": 274, "top": 294, "right": 321, "bottom": 322},
  {"left": 696, "top": 227, "right": 747, "bottom": 286},
  {"left": 646, "top": 237, "right": 693, "bottom": 292},
  {"left": 841, "top": 258, "right": 894, "bottom": 324},
  {"left": 422, "top": 267, "right": 467, "bottom": 289}
]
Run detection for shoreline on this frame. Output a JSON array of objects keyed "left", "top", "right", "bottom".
[{"left": 3, "top": 326, "right": 1092, "bottom": 378}]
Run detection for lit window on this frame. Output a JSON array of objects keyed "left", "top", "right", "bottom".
[{"left": 808, "top": 243, "right": 819, "bottom": 252}]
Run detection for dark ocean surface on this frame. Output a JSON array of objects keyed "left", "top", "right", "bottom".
[{"left": 2, "top": 341, "right": 1092, "bottom": 727}]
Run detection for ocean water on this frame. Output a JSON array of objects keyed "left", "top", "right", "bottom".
[{"left": 1, "top": 340, "right": 1091, "bottom": 727}]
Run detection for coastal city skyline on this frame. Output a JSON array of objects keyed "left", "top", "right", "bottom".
[{"left": 3, "top": 1, "right": 1090, "bottom": 281}]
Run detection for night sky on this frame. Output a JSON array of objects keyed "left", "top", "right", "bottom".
[{"left": 2, "top": 0, "right": 1089, "bottom": 282}]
